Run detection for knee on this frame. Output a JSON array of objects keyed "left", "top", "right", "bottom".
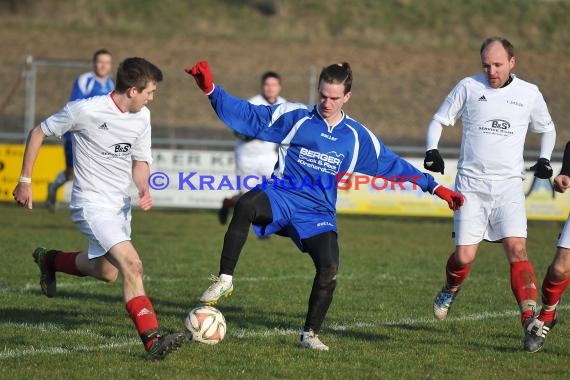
[
  {"left": 316, "top": 265, "right": 338, "bottom": 289},
  {"left": 123, "top": 258, "right": 144, "bottom": 279},
  {"left": 549, "top": 263, "right": 570, "bottom": 279},
  {"left": 101, "top": 267, "right": 119, "bottom": 283},
  {"left": 506, "top": 243, "right": 528, "bottom": 262},
  {"left": 453, "top": 250, "right": 475, "bottom": 266}
]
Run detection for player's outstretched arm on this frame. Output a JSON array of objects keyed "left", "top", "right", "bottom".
[
  {"left": 12, "top": 125, "right": 47, "bottom": 209},
  {"left": 132, "top": 160, "right": 152, "bottom": 211},
  {"left": 185, "top": 61, "right": 296, "bottom": 142}
]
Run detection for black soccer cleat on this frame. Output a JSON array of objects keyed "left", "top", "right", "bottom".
[
  {"left": 32, "top": 247, "right": 57, "bottom": 298},
  {"left": 524, "top": 316, "right": 557, "bottom": 353},
  {"left": 147, "top": 332, "right": 187, "bottom": 361}
]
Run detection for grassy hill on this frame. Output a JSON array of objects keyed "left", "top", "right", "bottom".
[{"left": 1, "top": 0, "right": 569, "bottom": 148}]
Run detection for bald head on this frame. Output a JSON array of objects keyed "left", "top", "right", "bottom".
[{"left": 481, "top": 39, "right": 516, "bottom": 88}]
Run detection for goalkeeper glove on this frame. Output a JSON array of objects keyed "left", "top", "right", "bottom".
[
  {"left": 185, "top": 61, "right": 214, "bottom": 94},
  {"left": 424, "top": 149, "right": 445, "bottom": 175},
  {"left": 530, "top": 158, "right": 553, "bottom": 179}
]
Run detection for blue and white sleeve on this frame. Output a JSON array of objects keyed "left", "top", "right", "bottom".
[
  {"left": 208, "top": 86, "right": 308, "bottom": 143},
  {"left": 375, "top": 143, "right": 439, "bottom": 194}
]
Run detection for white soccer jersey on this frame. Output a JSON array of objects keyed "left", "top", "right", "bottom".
[
  {"left": 41, "top": 94, "right": 152, "bottom": 208},
  {"left": 234, "top": 94, "right": 286, "bottom": 177},
  {"left": 434, "top": 73, "right": 554, "bottom": 180}
]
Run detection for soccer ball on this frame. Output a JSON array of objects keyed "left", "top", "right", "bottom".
[{"left": 184, "top": 306, "right": 227, "bottom": 344}]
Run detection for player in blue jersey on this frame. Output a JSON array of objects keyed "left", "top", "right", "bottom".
[
  {"left": 186, "top": 61, "right": 465, "bottom": 350},
  {"left": 46, "top": 49, "right": 115, "bottom": 211}
]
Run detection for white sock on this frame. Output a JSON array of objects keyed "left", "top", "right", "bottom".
[
  {"left": 52, "top": 171, "right": 67, "bottom": 188},
  {"left": 219, "top": 274, "right": 233, "bottom": 283}
]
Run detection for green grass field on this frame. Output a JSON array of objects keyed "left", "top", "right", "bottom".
[{"left": 1, "top": 205, "right": 569, "bottom": 379}]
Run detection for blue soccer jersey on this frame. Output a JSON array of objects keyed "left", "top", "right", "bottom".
[
  {"left": 69, "top": 72, "right": 115, "bottom": 101},
  {"left": 208, "top": 86, "right": 440, "bottom": 247}
]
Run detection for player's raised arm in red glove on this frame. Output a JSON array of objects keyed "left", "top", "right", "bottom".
[
  {"left": 185, "top": 61, "right": 214, "bottom": 95},
  {"left": 434, "top": 185, "right": 464, "bottom": 211}
]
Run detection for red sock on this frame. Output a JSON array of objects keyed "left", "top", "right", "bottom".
[
  {"left": 126, "top": 295, "right": 160, "bottom": 351},
  {"left": 445, "top": 253, "right": 472, "bottom": 293},
  {"left": 51, "top": 251, "right": 84, "bottom": 276},
  {"left": 538, "top": 271, "right": 569, "bottom": 323},
  {"left": 510, "top": 260, "right": 538, "bottom": 323}
]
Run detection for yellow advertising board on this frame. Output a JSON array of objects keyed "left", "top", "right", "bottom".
[
  {"left": 337, "top": 158, "right": 570, "bottom": 221},
  {"left": 0, "top": 144, "right": 65, "bottom": 202}
]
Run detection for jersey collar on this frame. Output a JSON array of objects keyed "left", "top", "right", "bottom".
[{"left": 109, "top": 91, "right": 126, "bottom": 113}]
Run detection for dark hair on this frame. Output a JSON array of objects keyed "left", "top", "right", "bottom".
[
  {"left": 115, "top": 57, "right": 163, "bottom": 93},
  {"left": 261, "top": 71, "right": 281, "bottom": 84},
  {"left": 92, "top": 49, "right": 112, "bottom": 62},
  {"left": 318, "top": 62, "right": 352, "bottom": 94},
  {"left": 480, "top": 37, "right": 515, "bottom": 59}
]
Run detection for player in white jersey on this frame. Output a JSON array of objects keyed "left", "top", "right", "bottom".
[
  {"left": 12, "top": 57, "right": 186, "bottom": 360},
  {"left": 46, "top": 49, "right": 115, "bottom": 212},
  {"left": 524, "top": 141, "right": 570, "bottom": 352},
  {"left": 218, "top": 71, "right": 286, "bottom": 224},
  {"left": 423, "top": 37, "right": 556, "bottom": 341}
]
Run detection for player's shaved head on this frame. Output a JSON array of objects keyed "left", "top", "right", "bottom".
[
  {"left": 115, "top": 57, "right": 163, "bottom": 93},
  {"left": 319, "top": 63, "right": 352, "bottom": 95},
  {"left": 480, "top": 37, "right": 515, "bottom": 59}
]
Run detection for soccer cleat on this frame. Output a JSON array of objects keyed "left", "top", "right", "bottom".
[
  {"left": 32, "top": 247, "right": 57, "bottom": 297},
  {"left": 524, "top": 316, "right": 557, "bottom": 353},
  {"left": 433, "top": 285, "right": 460, "bottom": 321},
  {"left": 199, "top": 274, "right": 234, "bottom": 305},
  {"left": 46, "top": 183, "right": 56, "bottom": 213},
  {"left": 147, "top": 332, "right": 187, "bottom": 361},
  {"left": 299, "top": 329, "right": 329, "bottom": 351}
]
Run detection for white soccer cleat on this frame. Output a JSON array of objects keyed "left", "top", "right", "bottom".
[
  {"left": 433, "top": 285, "right": 460, "bottom": 321},
  {"left": 299, "top": 329, "right": 329, "bottom": 351},
  {"left": 199, "top": 274, "right": 234, "bottom": 305}
]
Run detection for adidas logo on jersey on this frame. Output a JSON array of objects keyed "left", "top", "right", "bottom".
[
  {"left": 98, "top": 122, "right": 109, "bottom": 130},
  {"left": 478, "top": 95, "right": 487, "bottom": 102}
]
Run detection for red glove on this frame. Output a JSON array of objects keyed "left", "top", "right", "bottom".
[
  {"left": 434, "top": 185, "right": 464, "bottom": 211},
  {"left": 185, "top": 61, "right": 214, "bottom": 94}
]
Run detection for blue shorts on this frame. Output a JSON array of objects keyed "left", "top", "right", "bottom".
[
  {"left": 252, "top": 187, "right": 337, "bottom": 251},
  {"left": 63, "top": 132, "right": 73, "bottom": 168}
]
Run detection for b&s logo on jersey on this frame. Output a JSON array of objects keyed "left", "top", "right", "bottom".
[
  {"left": 297, "top": 147, "right": 344, "bottom": 175},
  {"left": 102, "top": 143, "right": 132, "bottom": 158},
  {"left": 479, "top": 119, "right": 513, "bottom": 137}
]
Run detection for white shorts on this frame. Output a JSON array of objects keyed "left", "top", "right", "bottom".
[
  {"left": 454, "top": 175, "right": 527, "bottom": 245},
  {"left": 71, "top": 204, "right": 132, "bottom": 259},
  {"left": 557, "top": 213, "right": 570, "bottom": 249}
]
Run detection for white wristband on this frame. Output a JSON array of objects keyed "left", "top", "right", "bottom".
[{"left": 19, "top": 176, "right": 32, "bottom": 183}]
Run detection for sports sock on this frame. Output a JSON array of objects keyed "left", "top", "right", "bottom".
[
  {"left": 52, "top": 171, "right": 67, "bottom": 189},
  {"left": 538, "top": 270, "right": 569, "bottom": 323},
  {"left": 445, "top": 253, "right": 472, "bottom": 294},
  {"left": 126, "top": 295, "right": 160, "bottom": 351},
  {"left": 510, "top": 260, "right": 538, "bottom": 324},
  {"left": 47, "top": 251, "right": 85, "bottom": 276},
  {"left": 219, "top": 274, "right": 233, "bottom": 283}
]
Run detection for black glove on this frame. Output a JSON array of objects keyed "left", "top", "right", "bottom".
[
  {"left": 530, "top": 158, "right": 553, "bottom": 179},
  {"left": 424, "top": 149, "right": 445, "bottom": 175}
]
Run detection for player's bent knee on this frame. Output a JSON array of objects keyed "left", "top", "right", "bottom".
[
  {"left": 550, "top": 263, "right": 570, "bottom": 279},
  {"left": 101, "top": 267, "right": 119, "bottom": 283},
  {"left": 122, "top": 258, "right": 143, "bottom": 279},
  {"left": 316, "top": 265, "right": 338, "bottom": 289}
]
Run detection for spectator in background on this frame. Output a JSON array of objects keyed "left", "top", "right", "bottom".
[
  {"left": 46, "top": 49, "right": 114, "bottom": 211},
  {"left": 218, "top": 71, "right": 286, "bottom": 225}
]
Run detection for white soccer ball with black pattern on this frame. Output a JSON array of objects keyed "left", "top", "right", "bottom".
[{"left": 184, "top": 306, "right": 227, "bottom": 344}]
